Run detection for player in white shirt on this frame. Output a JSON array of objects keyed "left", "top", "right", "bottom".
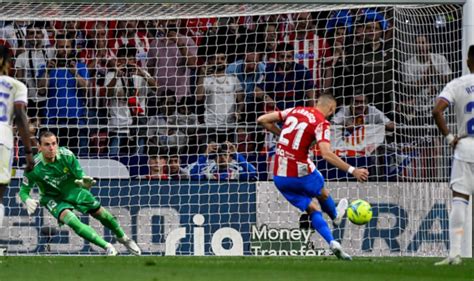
[
  {"left": 0, "top": 44, "right": 34, "bottom": 227},
  {"left": 432, "top": 45, "right": 474, "bottom": 265}
]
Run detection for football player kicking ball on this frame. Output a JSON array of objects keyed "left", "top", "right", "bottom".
[
  {"left": 257, "top": 94, "right": 369, "bottom": 260},
  {"left": 19, "top": 131, "right": 141, "bottom": 256}
]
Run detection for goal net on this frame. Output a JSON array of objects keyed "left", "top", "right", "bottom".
[{"left": 0, "top": 2, "right": 466, "bottom": 256}]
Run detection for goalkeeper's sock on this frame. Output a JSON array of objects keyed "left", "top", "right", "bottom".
[
  {"left": 0, "top": 204, "right": 4, "bottom": 227},
  {"left": 449, "top": 197, "right": 468, "bottom": 257},
  {"left": 318, "top": 195, "right": 337, "bottom": 220},
  {"left": 310, "top": 210, "right": 334, "bottom": 244},
  {"left": 94, "top": 208, "right": 125, "bottom": 239},
  {"left": 63, "top": 211, "right": 108, "bottom": 249}
]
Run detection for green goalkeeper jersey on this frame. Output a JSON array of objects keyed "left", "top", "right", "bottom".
[{"left": 19, "top": 147, "right": 86, "bottom": 203}]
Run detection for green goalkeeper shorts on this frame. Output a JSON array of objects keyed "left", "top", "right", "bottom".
[{"left": 40, "top": 188, "right": 101, "bottom": 220}]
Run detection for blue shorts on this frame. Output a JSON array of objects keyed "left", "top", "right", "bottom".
[{"left": 273, "top": 170, "right": 325, "bottom": 212}]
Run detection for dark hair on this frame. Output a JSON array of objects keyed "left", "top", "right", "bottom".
[
  {"left": 39, "top": 131, "right": 57, "bottom": 144},
  {"left": 55, "top": 33, "right": 75, "bottom": 48},
  {"left": 217, "top": 143, "right": 230, "bottom": 154},
  {"left": 117, "top": 44, "right": 137, "bottom": 59},
  {"left": 0, "top": 45, "right": 11, "bottom": 64},
  {"left": 468, "top": 45, "right": 474, "bottom": 61},
  {"left": 276, "top": 42, "right": 294, "bottom": 53}
]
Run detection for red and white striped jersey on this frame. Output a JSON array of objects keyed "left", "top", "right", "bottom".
[
  {"left": 284, "top": 31, "right": 331, "bottom": 86},
  {"left": 274, "top": 107, "right": 330, "bottom": 177}
]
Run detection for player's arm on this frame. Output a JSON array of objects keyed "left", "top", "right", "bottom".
[
  {"left": 257, "top": 111, "right": 283, "bottom": 136},
  {"left": 318, "top": 142, "right": 369, "bottom": 182},
  {"left": 14, "top": 102, "right": 34, "bottom": 172},
  {"left": 19, "top": 173, "right": 39, "bottom": 215},
  {"left": 66, "top": 149, "right": 96, "bottom": 189},
  {"left": 432, "top": 98, "right": 459, "bottom": 147},
  {"left": 13, "top": 80, "right": 34, "bottom": 172}
]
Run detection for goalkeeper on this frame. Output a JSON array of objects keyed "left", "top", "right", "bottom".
[{"left": 19, "top": 131, "right": 141, "bottom": 256}]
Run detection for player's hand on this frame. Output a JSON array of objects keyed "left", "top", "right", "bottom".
[
  {"left": 25, "top": 198, "right": 39, "bottom": 215},
  {"left": 446, "top": 134, "right": 464, "bottom": 149},
  {"left": 353, "top": 168, "right": 369, "bottom": 182},
  {"left": 47, "top": 60, "right": 56, "bottom": 69},
  {"left": 75, "top": 176, "right": 97, "bottom": 189}
]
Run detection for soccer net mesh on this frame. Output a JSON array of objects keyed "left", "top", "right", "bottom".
[{"left": 0, "top": 3, "right": 464, "bottom": 256}]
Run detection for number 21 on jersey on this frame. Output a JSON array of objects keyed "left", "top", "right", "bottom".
[{"left": 279, "top": 116, "right": 308, "bottom": 150}]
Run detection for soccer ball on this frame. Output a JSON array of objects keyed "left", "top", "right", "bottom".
[{"left": 347, "top": 199, "right": 373, "bottom": 225}]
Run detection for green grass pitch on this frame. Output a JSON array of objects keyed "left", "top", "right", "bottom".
[{"left": 0, "top": 256, "right": 473, "bottom": 281}]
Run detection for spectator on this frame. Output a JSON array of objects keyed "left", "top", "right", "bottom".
[
  {"left": 401, "top": 34, "right": 453, "bottom": 119},
  {"left": 188, "top": 142, "right": 257, "bottom": 181},
  {"left": 146, "top": 153, "right": 169, "bottom": 180},
  {"left": 332, "top": 90, "right": 395, "bottom": 132},
  {"left": 15, "top": 23, "right": 49, "bottom": 119},
  {"left": 325, "top": 10, "right": 354, "bottom": 106},
  {"left": 114, "top": 20, "right": 149, "bottom": 67},
  {"left": 147, "top": 19, "right": 197, "bottom": 102},
  {"left": 0, "top": 21, "right": 29, "bottom": 55},
  {"left": 39, "top": 34, "right": 89, "bottom": 155},
  {"left": 255, "top": 21, "right": 278, "bottom": 63},
  {"left": 350, "top": 9, "right": 393, "bottom": 114},
  {"left": 284, "top": 12, "right": 332, "bottom": 89},
  {"left": 148, "top": 94, "right": 188, "bottom": 153},
  {"left": 80, "top": 21, "right": 114, "bottom": 73},
  {"left": 226, "top": 43, "right": 270, "bottom": 122},
  {"left": 331, "top": 91, "right": 394, "bottom": 180},
  {"left": 168, "top": 150, "right": 189, "bottom": 180},
  {"left": 259, "top": 43, "right": 315, "bottom": 110},
  {"left": 63, "top": 21, "right": 86, "bottom": 52},
  {"left": 105, "top": 45, "right": 157, "bottom": 156},
  {"left": 196, "top": 50, "right": 244, "bottom": 143}
]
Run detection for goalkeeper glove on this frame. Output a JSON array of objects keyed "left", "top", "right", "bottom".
[
  {"left": 24, "top": 198, "right": 39, "bottom": 215},
  {"left": 74, "top": 176, "right": 97, "bottom": 189}
]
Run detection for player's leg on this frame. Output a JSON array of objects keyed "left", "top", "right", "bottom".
[
  {"left": 58, "top": 209, "right": 116, "bottom": 255},
  {"left": 274, "top": 174, "right": 351, "bottom": 260},
  {"left": 70, "top": 188, "right": 139, "bottom": 254},
  {"left": 0, "top": 184, "right": 5, "bottom": 228},
  {"left": 316, "top": 188, "right": 348, "bottom": 226},
  {"left": 436, "top": 159, "right": 471, "bottom": 265},
  {"left": 307, "top": 171, "right": 348, "bottom": 225},
  {"left": 435, "top": 190, "right": 468, "bottom": 266},
  {"left": 90, "top": 207, "right": 141, "bottom": 255},
  {"left": 306, "top": 202, "right": 351, "bottom": 261}
]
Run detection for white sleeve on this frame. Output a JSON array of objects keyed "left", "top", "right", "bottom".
[
  {"left": 105, "top": 71, "right": 115, "bottom": 86},
  {"left": 434, "top": 54, "right": 453, "bottom": 75},
  {"left": 233, "top": 75, "right": 243, "bottom": 92},
  {"left": 372, "top": 107, "right": 391, "bottom": 125},
  {"left": 13, "top": 79, "right": 27, "bottom": 104},
  {"left": 438, "top": 79, "right": 456, "bottom": 105},
  {"left": 14, "top": 53, "right": 27, "bottom": 69},
  {"left": 278, "top": 108, "right": 293, "bottom": 120},
  {"left": 331, "top": 107, "right": 347, "bottom": 125}
]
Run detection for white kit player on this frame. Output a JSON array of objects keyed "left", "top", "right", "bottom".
[
  {"left": 433, "top": 45, "right": 474, "bottom": 265},
  {"left": 0, "top": 44, "right": 34, "bottom": 228}
]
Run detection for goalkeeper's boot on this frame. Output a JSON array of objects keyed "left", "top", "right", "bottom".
[
  {"left": 106, "top": 243, "right": 118, "bottom": 256},
  {"left": 330, "top": 240, "right": 352, "bottom": 261},
  {"left": 333, "top": 198, "right": 348, "bottom": 226},
  {"left": 118, "top": 235, "right": 142, "bottom": 256},
  {"left": 434, "top": 255, "right": 462, "bottom": 266}
]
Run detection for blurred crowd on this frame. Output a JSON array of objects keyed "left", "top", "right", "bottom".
[{"left": 2, "top": 7, "right": 461, "bottom": 180}]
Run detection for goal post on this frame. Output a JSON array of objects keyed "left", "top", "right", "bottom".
[{"left": 0, "top": 1, "right": 470, "bottom": 257}]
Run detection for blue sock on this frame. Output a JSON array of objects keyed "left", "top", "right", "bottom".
[
  {"left": 310, "top": 211, "right": 334, "bottom": 244},
  {"left": 319, "top": 195, "right": 337, "bottom": 220}
]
